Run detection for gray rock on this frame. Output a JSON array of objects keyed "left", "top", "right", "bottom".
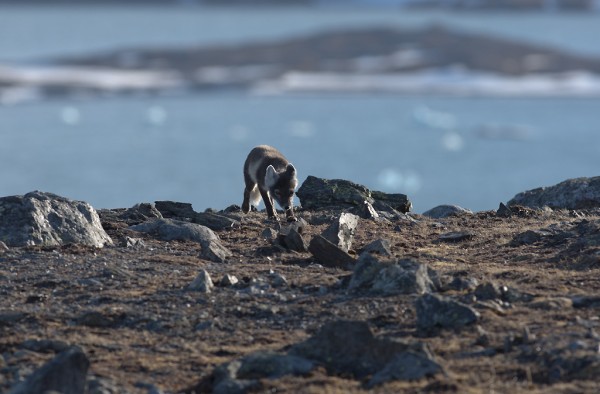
[
  {"left": 154, "top": 201, "right": 196, "bottom": 218},
  {"left": 496, "top": 202, "right": 513, "bottom": 217},
  {"left": 261, "top": 228, "right": 278, "bottom": 241},
  {"left": 447, "top": 276, "right": 479, "bottom": 291},
  {"left": 130, "top": 218, "right": 218, "bottom": 244},
  {"left": 235, "top": 351, "right": 314, "bottom": 380},
  {"left": 474, "top": 282, "right": 502, "bottom": 301},
  {"left": 87, "top": 376, "right": 130, "bottom": 394},
  {"left": 290, "top": 320, "right": 441, "bottom": 383},
  {"left": 415, "top": 293, "right": 480, "bottom": 330},
  {"left": 308, "top": 235, "right": 356, "bottom": 269},
  {"left": 119, "top": 203, "right": 163, "bottom": 224},
  {"left": 121, "top": 236, "right": 145, "bottom": 248},
  {"left": 154, "top": 200, "right": 239, "bottom": 231},
  {"left": 296, "top": 176, "right": 372, "bottom": 209},
  {"left": 510, "top": 229, "right": 554, "bottom": 246},
  {"left": 367, "top": 351, "right": 443, "bottom": 387},
  {"left": 277, "top": 225, "right": 308, "bottom": 253},
  {"left": 438, "top": 231, "right": 475, "bottom": 242},
  {"left": 220, "top": 274, "right": 239, "bottom": 287},
  {"left": 193, "top": 212, "right": 239, "bottom": 231},
  {"left": 209, "top": 352, "right": 312, "bottom": 394},
  {"left": 349, "top": 254, "right": 435, "bottom": 295},
  {"left": 423, "top": 204, "right": 473, "bottom": 219},
  {"left": 321, "top": 212, "right": 359, "bottom": 252},
  {"left": 352, "top": 200, "right": 379, "bottom": 220},
  {"left": 20, "top": 339, "right": 69, "bottom": 353},
  {"left": 361, "top": 238, "right": 392, "bottom": 257},
  {"left": 8, "top": 346, "right": 89, "bottom": 394},
  {"left": 0, "top": 241, "right": 8, "bottom": 253},
  {"left": 508, "top": 176, "right": 600, "bottom": 210},
  {"left": 370, "top": 190, "right": 412, "bottom": 213},
  {"left": 269, "top": 271, "right": 288, "bottom": 288},
  {"left": 0, "top": 191, "right": 112, "bottom": 248},
  {"left": 200, "top": 239, "right": 233, "bottom": 263},
  {"left": 187, "top": 270, "right": 214, "bottom": 293}
]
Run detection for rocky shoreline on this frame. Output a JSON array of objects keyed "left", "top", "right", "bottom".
[
  {"left": 1, "top": 176, "right": 600, "bottom": 393},
  {"left": 3, "top": 25, "right": 600, "bottom": 104}
]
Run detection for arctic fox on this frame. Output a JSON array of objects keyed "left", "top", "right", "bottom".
[{"left": 242, "top": 145, "right": 298, "bottom": 222}]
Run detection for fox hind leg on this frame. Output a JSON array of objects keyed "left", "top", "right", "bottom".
[{"left": 242, "top": 184, "right": 261, "bottom": 213}]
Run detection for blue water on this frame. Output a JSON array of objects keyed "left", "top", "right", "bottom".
[
  {"left": 1, "top": 6, "right": 599, "bottom": 212},
  {"left": 2, "top": 93, "right": 598, "bottom": 212}
]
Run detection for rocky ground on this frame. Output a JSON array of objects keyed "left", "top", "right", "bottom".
[{"left": 1, "top": 179, "right": 600, "bottom": 393}]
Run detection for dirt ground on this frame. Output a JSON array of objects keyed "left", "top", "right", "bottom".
[{"left": 1, "top": 205, "right": 600, "bottom": 393}]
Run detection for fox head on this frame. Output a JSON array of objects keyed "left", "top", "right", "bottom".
[{"left": 265, "top": 163, "right": 297, "bottom": 210}]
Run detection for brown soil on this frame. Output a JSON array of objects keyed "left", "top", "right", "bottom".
[{"left": 1, "top": 207, "right": 600, "bottom": 393}]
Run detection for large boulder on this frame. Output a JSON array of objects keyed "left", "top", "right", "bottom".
[
  {"left": 0, "top": 191, "right": 112, "bottom": 248},
  {"left": 297, "top": 176, "right": 411, "bottom": 213},
  {"left": 508, "top": 177, "right": 600, "bottom": 210}
]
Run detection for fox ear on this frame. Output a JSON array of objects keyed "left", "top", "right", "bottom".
[
  {"left": 265, "top": 165, "right": 279, "bottom": 188},
  {"left": 286, "top": 163, "right": 296, "bottom": 176}
]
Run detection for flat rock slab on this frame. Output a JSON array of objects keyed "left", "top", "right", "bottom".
[
  {"left": 297, "top": 176, "right": 411, "bottom": 213},
  {"left": 508, "top": 176, "right": 600, "bottom": 210},
  {"left": 0, "top": 191, "right": 112, "bottom": 248},
  {"left": 130, "top": 218, "right": 218, "bottom": 244},
  {"left": 438, "top": 231, "right": 475, "bottom": 243}
]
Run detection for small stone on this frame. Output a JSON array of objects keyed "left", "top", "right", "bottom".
[
  {"left": 0, "top": 241, "right": 8, "bottom": 252},
  {"left": 529, "top": 297, "right": 573, "bottom": 310},
  {"left": 423, "top": 205, "right": 473, "bottom": 219},
  {"left": 277, "top": 227, "right": 308, "bottom": 253},
  {"left": 496, "top": 202, "right": 513, "bottom": 217},
  {"left": 348, "top": 254, "right": 437, "bottom": 295},
  {"left": 131, "top": 218, "right": 218, "bottom": 244},
  {"left": 220, "top": 274, "right": 239, "bottom": 287},
  {"left": 308, "top": 235, "right": 356, "bottom": 269},
  {"left": 261, "top": 227, "right": 278, "bottom": 241},
  {"left": 187, "top": 270, "right": 214, "bottom": 293},
  {"left": 447, "top": 276, "right": 479, "bottom": 291},
  {"left": 269, "top": 272, "right": 288, "bottom": 288},
  {"left": 438, "top": 231, "right": 474, "bottom": 243},
  {"left": 321, "top": 212, "right": 359, "bottom": 252},
  {"left": 474, "top": 282, "right": 502, "bottom": 301},
  {"left": 352, "top": 200, "right": 379, "bottom": 220},
  {"left": 510, "top": 229, "right": 553, "bottom": 246},
  {"left": 121, "top": 236, "right": 145, "bottom": 248},
  {"left": 361, "top": 238, "right": 392, "bottom": 257},
  {"left": 415, "top": 293, "right": 480, "bottom": 330},
  {"left": 200, "top": 239, "right": 233, "bottom": 263}
]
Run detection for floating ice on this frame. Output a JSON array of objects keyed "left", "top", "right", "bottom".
[
  {"left": 285, "top": 120, "right": 315, "bottom": 138},
  {"left": 229, "top": 124, "right": 250, "bottom": 142},
  {"left": 61, "top": 106, "right": 81, "bottom": 125},
  {"left": 441, "top": 132, "right": 464, "bottom": 151},
  {"left": 377, "top": 168, "right": 422, "bottom": 194},
  {"left": 147, "top": 105, "right": 167, "bottom": 125}
]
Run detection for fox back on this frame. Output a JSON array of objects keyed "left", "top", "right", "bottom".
[{"left": 242, "top": 145, "right": 297, "bottom": 220}]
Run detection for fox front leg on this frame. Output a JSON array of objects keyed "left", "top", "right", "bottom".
[{"left": 259, "top": 188, "right": 279, "bottom": 221}]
